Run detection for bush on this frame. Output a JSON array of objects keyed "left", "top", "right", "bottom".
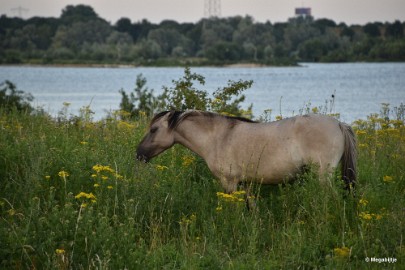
[
  {"left": 119, "top": 67, "right": 253, "bottom": 119},
  {"left": 0, "top": 81, "right": 33, "bottom": 113},
  {"left": 119, "top": 74, "right": 160, "bottom": 119}
]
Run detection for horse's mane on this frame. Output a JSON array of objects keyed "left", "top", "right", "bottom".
[{"left": 150, "top": 110, "right": 256, "bottom": 130}]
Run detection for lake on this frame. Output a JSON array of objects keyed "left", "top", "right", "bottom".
[{"left": 1, "top": 63, "right": 404, "bottom": 123}]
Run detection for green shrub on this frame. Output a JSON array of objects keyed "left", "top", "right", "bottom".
[
  {"left": 0, "top": 81, "right": 33, "bottom": 113},
  {"left": 119, "top": 67, "right": 253, "bottom": 119}
]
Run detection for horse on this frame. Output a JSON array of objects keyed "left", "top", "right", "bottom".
[{"left": 136, "top": 110, "right": 357, "bottom": 195}]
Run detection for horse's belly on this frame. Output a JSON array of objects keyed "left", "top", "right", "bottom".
[{"left": 246, "top": 162, "right": 301, "bottom": 184}]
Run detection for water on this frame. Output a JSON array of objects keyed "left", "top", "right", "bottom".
[{"left": 1, "top": 63, "right": 404, "bottom": 123}]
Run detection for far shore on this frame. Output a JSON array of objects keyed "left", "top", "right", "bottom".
[{"left": 0, "top": 61, "right": 299, "bottom": 68}]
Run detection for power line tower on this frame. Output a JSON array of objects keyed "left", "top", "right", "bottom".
[
  {"left": 204, "top": 0, "right": 221, "bottom": 18},
  {"left": 11, "top": 6, "right": 29, "bottom": 18}
]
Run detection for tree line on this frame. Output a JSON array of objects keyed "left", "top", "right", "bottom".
[{"left": 1, "top": 4, "right": 405, "bottom": 65}]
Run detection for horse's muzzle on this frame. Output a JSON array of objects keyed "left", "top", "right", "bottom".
[{"left": 136, "top": 152, "right": 150, "bottom": 163}]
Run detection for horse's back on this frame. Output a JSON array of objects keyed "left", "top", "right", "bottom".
[
  {"left": 283, "top": 114, "right": 345, "bottom": 174},
  {"left": 227, "top": 114, "right": 345, "bottom": 183}
]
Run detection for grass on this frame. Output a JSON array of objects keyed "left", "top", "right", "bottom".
[{"left": 0, "top": 105, "right": 404, "bottom": 269}]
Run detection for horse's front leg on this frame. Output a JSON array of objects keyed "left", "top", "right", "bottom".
[
  {"left": 220, "top": 177, "right": 257, "bottom": 211},
  {"left": 220, "top": 177, "right": 238, "bottom": 194}
]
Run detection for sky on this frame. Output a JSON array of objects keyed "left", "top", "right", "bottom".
[{"left": 1, "top": 0, "right": 405, "bottom": 25}]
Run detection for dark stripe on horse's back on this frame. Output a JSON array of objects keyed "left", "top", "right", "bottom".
[
  {"left": 225, "top": 115, "right": 257, "bottom": 123},
  {"left": 151, "top": 110, "right": 257, "bottom": 130}
]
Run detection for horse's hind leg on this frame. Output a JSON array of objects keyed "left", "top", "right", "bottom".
[
  {"left": 239, "top": 181, "right": 258, "bottom": 211},
  {"left": 317, "top": 162, "right": 337, "bottom": 187}
]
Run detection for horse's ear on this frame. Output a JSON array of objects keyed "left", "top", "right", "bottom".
[
  {"left": 167, "top": 110, "right": 176, "bottom": 120},
  {"left": 165, "top": 111, "right": 182, "bottom": 129},
  {"left": 159, "top": 111, "right": 176, "bottom": 128}
]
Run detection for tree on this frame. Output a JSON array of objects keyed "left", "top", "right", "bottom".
[
  {"left": 201, "top": 18, "right": 234, "bottom": 49},
  {"left": 284, "top": 21, "right": 320, "bottom": 52},
  {"left": 205, "top": 42, "right": 243, "bottom": 62},
  {"left": 340, "top": 25, "right": 355, "bottom": 40},
  {"left": 52, "top": 20, "right": 112, "bottom": 51},
  {"left": 364, "top": 22, "right": 381, "bottom": 38},
  {"left": 386, "top": 20, "right": 403, "bottom": 38},
  {"left": 134, "top": 19, "right": 155, "bottom": 41},
  {"left": 299, "top": 38, "right": 326, "bottom": 61},
  {"left": 232, "top": 15, "right": 256, "bottom": 44},
  {"left": 314, "top": 18, "right": 336, "bottom": 33},
  {"left": 61, "top": 5, "right": 99, "bottom": 24},
  {"left": 148, "top": 28, "right": 185, "bottom": 56},
  {"left": 134, "top": 40, "right": 162, "bottom": 60},
  {"left": 115, "top": 18, "right": 133, "bottom": 41}
]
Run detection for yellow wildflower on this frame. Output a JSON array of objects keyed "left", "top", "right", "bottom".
[
  {"left": 45, "top": 175, "right": 51, "bottom": 180},
  {"left": 179, "top": 213, "right": 197, "bottom": 225},
  {"left": 359, "top": 211, "right": 384, "bottom": 221},
  {"left": 114, "top": 110, "right": 131, "bottom": 118},
  {"left": 92, "top": 164, "right": 103, "bottom": 173},
  {"left": 58, "top": 171, "right": 69, "bottom": 178},
  {"left": 107, "top": 185, "right": 113, "bottom": 189},
  {"left": 156, "top": 165, "right": 169, "bottom": 171},
  {"left": 117, "top": 120, "right": 136, "bottom": 130},
  {"left": 55, "top": 249, "right": 65, "bottom": 255},
  {"left": 311, "top": 107, "right": 319, "bottom": 114},
  {"left": 232, "top": 190, "right": 246, "bottom": 196},
  {"left": 212, "top": 98, "right": 222, "bottom": 104},
  {"left": 334, "top": 247, "right": 350, "bottom": 258},
  {"left": 358, "top": 143, "right": 368, "bottom": 149},
  {"left": 359, "top": 198, "right": 368, "bottom": 206},
  {"left": 356, "top": 130, "right": 367, "bottom": 136},
  {"left": 92, "top": 164, "right": 115, "bottom": 174},
  {"left": 182, "top": 155, "right": 195, "bottom": 167},
  {"left": 275, "top": 115, "right": 283, "bottom": 121},
  {"left": 7, "top": 209, "right": 16, "bottom": 216},
  {"left": 391, "top": 154, "right": 400, "bottom": 160},
  {"left": 80, "top": 141, "right": 88, "bottom": 145},
  {"left": 101, "top": 175, "right": 109, "bottom": 181},
  {"left": 359, "top": 211, "right": 373, "bottom": 220},
  {"left": 75, "top": 192, "right": 96, "bottom": 202},
  {"left": 374, "top": 214, "right": 383, "bottom": 220},
  {"left": 383, "top": 176, "right": 394, "bottom": 183},
  {"left": 390, "top": 119, "right": 403, "bottom": 128},
  {"left": 216, "top": 206, "right": 223, "bottom": 212},
  {"left": 94, "top": 183, "right": 100, "bottom": 188},
  {"left": 216, "top": 191, "right": 245, "bottom": 203}
]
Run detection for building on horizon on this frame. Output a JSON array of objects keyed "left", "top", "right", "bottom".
[{"left": 295, "top": 7, "right": 312, "bottom": 18}]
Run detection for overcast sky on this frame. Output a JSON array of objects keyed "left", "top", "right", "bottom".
[{"left": 1, "top": 0, "right": 405, "bottom": 25}]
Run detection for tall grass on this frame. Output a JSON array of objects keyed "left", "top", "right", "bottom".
[{"left": 1, "top": 104, "right": 404, "bottom": 269}]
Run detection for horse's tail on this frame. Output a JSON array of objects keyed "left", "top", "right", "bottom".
[{"left": 339, "top": 122, "right": 357, "bottom": 192}]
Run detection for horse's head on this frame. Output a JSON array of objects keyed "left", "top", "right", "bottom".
[{"left": 136, "top": 111, "right": 180, "bottom": 162}]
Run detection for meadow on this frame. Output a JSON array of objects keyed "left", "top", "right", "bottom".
[{"left": 1, "top": 102, "right": 404, "bottom": 269}]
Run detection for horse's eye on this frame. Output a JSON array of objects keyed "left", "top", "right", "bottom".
[{"left": 150, "top": 127, "right": 158, "bottom": 134}]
